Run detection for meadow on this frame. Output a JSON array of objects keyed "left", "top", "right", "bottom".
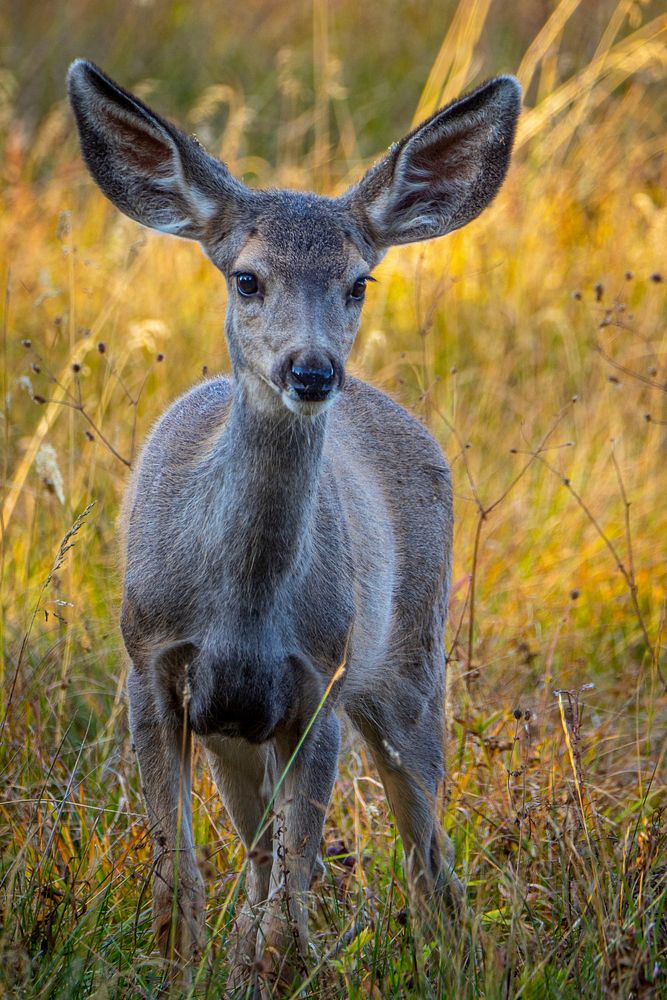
[{"left": 1, "top": 1, "right": 666, "bottom": 996}]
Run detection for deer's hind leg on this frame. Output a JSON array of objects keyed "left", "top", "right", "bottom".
[
  {"left": 348, "top": 655, "right": 463, "bottom": 914},
  {"left": 127, "top": 667, "right": 205, "bottom": 970}
]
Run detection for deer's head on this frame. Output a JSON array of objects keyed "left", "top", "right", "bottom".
[{"left": 68, "top": 60, "right": 520, "bottom": 416}]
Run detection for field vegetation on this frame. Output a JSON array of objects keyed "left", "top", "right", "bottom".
[{"left": 1, "top": 1, "right": 666, "bottom": 996}]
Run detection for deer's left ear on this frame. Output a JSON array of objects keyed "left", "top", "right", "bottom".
[{"left": 342, "top": 76, "right": 521, "bottom": 251}]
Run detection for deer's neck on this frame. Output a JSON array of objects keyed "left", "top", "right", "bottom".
[{"left": 213, "top": 381, "right": 326, "bottom": 612}]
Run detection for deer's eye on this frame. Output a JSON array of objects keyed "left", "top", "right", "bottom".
[
  {"left": 349, "top": 277, "right": 367, "bottom": 301},
  {"left": 235, "top": 272, "right": 259, "bottom": 297}
]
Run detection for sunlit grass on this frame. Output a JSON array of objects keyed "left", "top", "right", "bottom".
[{"left": 1, "top": 1, "right": 666, "bottom": 997}]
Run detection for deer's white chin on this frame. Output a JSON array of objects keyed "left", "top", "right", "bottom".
[{"left": 281, "top": 390, "right": 337, "bottom": 418}]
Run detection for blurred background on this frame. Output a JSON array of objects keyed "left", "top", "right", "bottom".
[
  {"left": 2, "top": 0, "right": 665, "bottom": 181},
  {"left": 0, "top": 2, "right": 665, "bottom": 997}
]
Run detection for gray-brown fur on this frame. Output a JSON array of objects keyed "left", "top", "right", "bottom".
[{"left": 67, "top": 58, "right": 520, "bottom": 992}]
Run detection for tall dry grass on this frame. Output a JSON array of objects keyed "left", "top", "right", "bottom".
[{"left": 1, "top": 1, "right": 665, "bottom": 997}]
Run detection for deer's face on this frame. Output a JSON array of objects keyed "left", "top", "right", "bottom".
[{"left": 206, "top": 193, "right": 375, "bottom": 415}]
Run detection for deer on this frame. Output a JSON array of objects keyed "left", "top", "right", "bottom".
[{"left": 67, "top": 59, "right": 520, "bottom": 993}]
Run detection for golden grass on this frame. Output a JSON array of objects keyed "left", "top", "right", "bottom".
[{"left": 1, "top": 1, "right": 666, "bottom": 997}]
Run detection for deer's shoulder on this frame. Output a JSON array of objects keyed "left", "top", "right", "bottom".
[{"left": 334, "top": 376, "right": 449, "bottom": 474}]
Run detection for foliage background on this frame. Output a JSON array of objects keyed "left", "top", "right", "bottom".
[{"left": 0, "top": 1, "right": 665, "bottom": 997}]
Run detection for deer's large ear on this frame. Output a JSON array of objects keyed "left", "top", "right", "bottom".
[
  {"left": 342, "top": 76, "right": 521, "bottom": 251},
  {"left": 67, "top": 59, "right": 250, "bottom": 239}
]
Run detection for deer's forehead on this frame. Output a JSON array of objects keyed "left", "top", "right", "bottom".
[{"left": 234, "top": 195, "right": 368, "bottom": 282}]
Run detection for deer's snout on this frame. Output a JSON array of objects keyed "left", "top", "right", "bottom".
[
  {"left": 290, "top": 360, "right": 335, "bottom": 399},
  {"left": 276, "top": 351, "right": 344, "bottom": 405}
]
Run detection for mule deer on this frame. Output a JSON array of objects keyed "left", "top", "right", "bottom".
[{"left": 68, "top": 59, "right": 520, "bottom": 990}]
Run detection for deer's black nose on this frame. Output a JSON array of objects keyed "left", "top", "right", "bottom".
[
  {"left": 276, "top": 350, "right": 343, "bottom": 404},
  {"left": 290, "top": 362, "right": 335, "bottom": 396},
  {"left": 285, "top": 353, "right": 339, "bottom": 401}
]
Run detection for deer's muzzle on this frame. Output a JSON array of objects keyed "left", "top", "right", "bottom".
[{"left": 275, "top": 350, "right": 344, "bottom": 405}]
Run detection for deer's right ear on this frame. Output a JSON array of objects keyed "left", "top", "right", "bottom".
[
  {"left": 342, "top": 75, "right": 521, "bottom": 252},
  {"left": 67, "top": 59, "right": 249, "bottom": 240}
]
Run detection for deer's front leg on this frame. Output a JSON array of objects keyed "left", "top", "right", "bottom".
[
  {"left": 257, "top": 711, "right": 340, "bottom": 993},
  {"left": 128, "top": 668, "right": 205, "bottom": 969},
  {"left": 202, "top": 734, "right": 276, "bottom": 992}
]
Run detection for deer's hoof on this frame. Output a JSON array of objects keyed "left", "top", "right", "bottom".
[{"left": 153, "top": 875, "right": 206, "bottom": 968}]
